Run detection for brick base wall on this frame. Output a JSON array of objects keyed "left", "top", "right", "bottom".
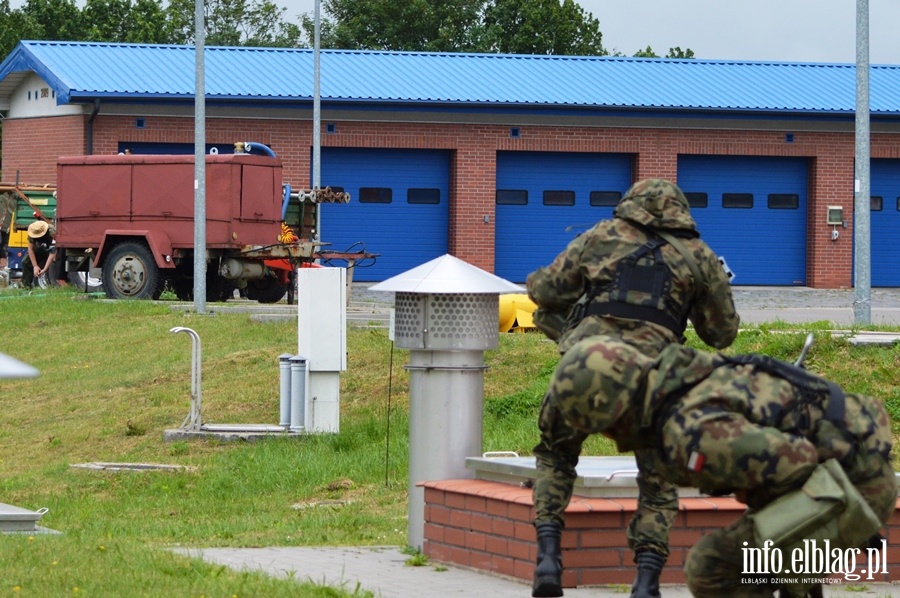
[{"left": 422, "top": 479, "right": 900, "bottom": 588}]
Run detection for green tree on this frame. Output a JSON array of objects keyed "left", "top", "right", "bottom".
[
  {"left": 631, "top": 45, "right": 695, "bottom": 59},
  {"left": 128, "top": 0, "right": 173, "bottom": 43},
  {"left": 316, "top": 0, "right": 483, "bottom": 52},
  {"left": 165, "top": 0, "right": 303, "bottom": 46},
  {"left": 21, "top": 0, "right": 86, "bottom": 40},
  {"left": 0, "top": 0, "right": 40, "bottom": 59},
  {"left": 82, "top": 0, "right": 172, "bottom": 43},
  {"left": 481, "top": 0, "right": 606, "bottom": 55},
  {"left": 666, "top": 46, "right": 694, "bottom": 59}
]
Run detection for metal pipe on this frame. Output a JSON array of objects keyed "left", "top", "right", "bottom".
[
  {"left": 854, "top": 0, "right": 871, "bottom": 325},
  {"left": 313, "top": 0, "right": 322, "bottom": 243},
  {"left": 289, "top": 355, "right": 308, "bottom": 433},
  {"left": 171, "top": 327, "right": 202, "bottom": 431},
  {"left": 281, "top": 183, "right": 292, "bottom": 220},
  {"left": 243, "top": 142, "right": 277, "bottom": 157},
  {"left": 193, "top": 0, "right": 207, "bottom": 315},
  {"left": 279, "top": 353, "right": 293, "bottom": 428},
  {"left": 86, "top": 99, "right": 100, "bottom": 155}
]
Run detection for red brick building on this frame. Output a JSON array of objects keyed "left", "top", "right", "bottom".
[{"left": 2, "top": 41, "right": 899, "bottom": 285}]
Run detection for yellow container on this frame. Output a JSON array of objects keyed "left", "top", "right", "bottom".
[{"left": 498, "top": 293, "right": 537, "bottom": 333}]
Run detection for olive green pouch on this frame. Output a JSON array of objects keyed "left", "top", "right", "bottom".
[{"left": 750, "top": 459, "right": 881, "bottom": 550}]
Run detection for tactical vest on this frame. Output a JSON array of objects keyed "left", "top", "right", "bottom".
[{"left": 580, "top": 228, "right": 700, "bottom": 337}]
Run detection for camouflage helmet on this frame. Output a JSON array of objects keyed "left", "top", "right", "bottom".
[
  {"left": 549, "top": 337, "right": 651, "bottom": 434},
  {"left": 622, "top": 178, "right": 689, "bottom": 208},
  {"left": 614, "top": 178, "right": 693, "bottom": 229}
]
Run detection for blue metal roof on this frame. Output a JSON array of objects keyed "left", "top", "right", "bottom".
[{"left": 1, "top": 40, "right": 899, "bottom": 115}]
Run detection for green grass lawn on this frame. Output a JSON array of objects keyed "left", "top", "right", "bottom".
[{"left": 0, "top": 287, "right": 897, "bottom": 596}]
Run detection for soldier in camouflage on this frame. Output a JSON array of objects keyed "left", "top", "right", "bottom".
[
  {"left": 534, "top": 336, "right": 896, "bottom": 598},
  {"left": 527, "top": 179, "right": 739, "bottom": 598}
]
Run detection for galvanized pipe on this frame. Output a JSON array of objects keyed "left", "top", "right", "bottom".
[
  {"left": 170, "top": 327, "right": 202, "bottom": 431},
  {"left": 289, "top": 355, "right": 308, "bottom": 433},
  {"left": 406, "top": 349, "right": 487, "bottom": 549},
  {"left": 279, "top": 353, "right": 293, "bottom": 428}
]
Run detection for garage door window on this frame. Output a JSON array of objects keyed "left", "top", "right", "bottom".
[
  {"left": 871, "top": 196, "right": 883, "bottom": 211},
  {"left": 359, "top": 187, "right": 392, "bottom": 204},
  {"left": 407, "top": 188, "right": 441, "bottom": 204},
  {"left": 685, "top": 192, "right": 708, "bottom": 208},
  {"left": 543, "top": 190, "right": 575, "bottom": 206},
  {"left": 496, "top": 190, "right": 528, "bottom": 205},
  {"left": 589, "top": 191, "right": 621, "bottom": 207},
  {"left": 767, "top": 194, "right": 799, "bottom": 209},
  {"left": 722, "top": 193, "right": 754, "bottom": 208}
]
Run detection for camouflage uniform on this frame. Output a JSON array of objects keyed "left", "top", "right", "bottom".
[
  {"left": 536, "top": 337, "right": 896, "bottom": 598},
  {"left": 528, "top": 179, "right": 740, "bottom": 559}
]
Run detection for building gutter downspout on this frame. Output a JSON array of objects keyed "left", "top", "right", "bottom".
[{"left": 85, "top": 99, "right": 101, "bottom": 155}]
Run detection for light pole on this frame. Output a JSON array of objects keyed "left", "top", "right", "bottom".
[
  {"left": 194, "top": 0, "right": 207, "bottom": 314},
  {"left": 853, "top": 0, "right": 871, "bottom": 324}
]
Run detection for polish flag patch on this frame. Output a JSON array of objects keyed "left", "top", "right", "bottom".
[{"left": 687, "top": 451, "right": 705, "bottom": 472}]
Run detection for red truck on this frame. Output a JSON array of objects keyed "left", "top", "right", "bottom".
[{"left": 55, "top": 150, "right": 328, "bottom": 302}]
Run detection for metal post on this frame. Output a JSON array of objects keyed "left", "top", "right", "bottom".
[
  {"left": 279, "top": 353, "right": 293, "bottom": 428},
  {"left": 289, "top": 356, "right": 308, "bottom": 433},
  {"left": 193, "top": 0, "right": 207, "bottom": 314},
  {"left": 313, "top": 0, "right": 322, "bottom": 241},
  {"left": 854, "top": 0, "right": 871, "bottom": 324}
]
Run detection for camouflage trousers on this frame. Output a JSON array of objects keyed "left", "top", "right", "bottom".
[
  {"left": 658, "top": 384, "right": 898, "bottom": 597},
  {"left": 682, "top": 457, "right": 895, "bottom": 597},
  {"left": 532, "top": 394, "right": 678, "bottom": 559}
]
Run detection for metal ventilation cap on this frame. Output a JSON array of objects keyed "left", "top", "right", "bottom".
[
  {"left": 0, "top": 353, "right": 39, "bottom": 379},
  {"left": 370, "top": 254, "right": 523, "bottom": 294}
]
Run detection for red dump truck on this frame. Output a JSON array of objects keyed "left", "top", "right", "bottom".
[{"left": 54, "top": 149, "right": 336, "bottom": 302}]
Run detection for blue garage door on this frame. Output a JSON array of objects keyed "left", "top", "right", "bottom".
[
  {"left": 869, "top": 160, "right": 900, "bottom": 286},
  {"left": 494, "top": 151, "right": 633, "bottom": 282},
  {"left": 319, "top": 148, "right": 450, "bottom": 281},
  {"left": 677, "top": 155, "right": 809, "bottom": 285}
]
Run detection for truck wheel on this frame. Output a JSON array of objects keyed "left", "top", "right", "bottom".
[
  {"left": 206, "top": 272, "right": 235, "bottom": 302},
  {"left": 169, "top": 268, "right": 235, "bottom": 302},
  {"left": 246, "top": 277, "right": 288, "bottom": 304},
  {"left": 102, "top": 242, "right": 164, "bottom": 300}
]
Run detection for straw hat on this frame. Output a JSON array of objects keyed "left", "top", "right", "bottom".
[{"left": 27, "top": 221, "right": 49, "bottom": 239}]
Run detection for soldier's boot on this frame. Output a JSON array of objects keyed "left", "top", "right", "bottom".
[
  {"left": 629, "top": 551, "right": 665, "bottom": 598},
  {"left": 532, "top": 522, "right": 563, "bottom": 597}
]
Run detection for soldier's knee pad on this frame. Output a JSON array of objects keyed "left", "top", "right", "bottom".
[{"left": 750, "top": 459, "right": 884, "bottom": 552}]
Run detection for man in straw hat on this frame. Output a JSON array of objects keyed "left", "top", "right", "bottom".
[{"left": 23, "top": 220, "right": 63, "bottom": 287}]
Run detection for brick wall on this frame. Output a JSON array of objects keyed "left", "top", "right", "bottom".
[
  {"left": 422, "top": 479, "right": 900, "bottom": 588},
  {"left": 3, "top": 115, "right": 85, "bottom": 183},
  {"left": 4, "top": 112, "right": 896, "bottom": 287}
]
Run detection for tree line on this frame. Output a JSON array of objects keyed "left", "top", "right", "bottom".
[{"left": 0, "top": 0, "right": 693, "bottom": 61}]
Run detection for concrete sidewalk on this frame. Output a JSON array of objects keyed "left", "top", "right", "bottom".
[{"left": 176, "top": 546, "right": 900, "bottom": 597}]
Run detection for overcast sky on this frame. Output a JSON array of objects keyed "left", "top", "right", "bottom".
[{"left": 286, "top": 0, "right": 900, "bottom": 65}]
